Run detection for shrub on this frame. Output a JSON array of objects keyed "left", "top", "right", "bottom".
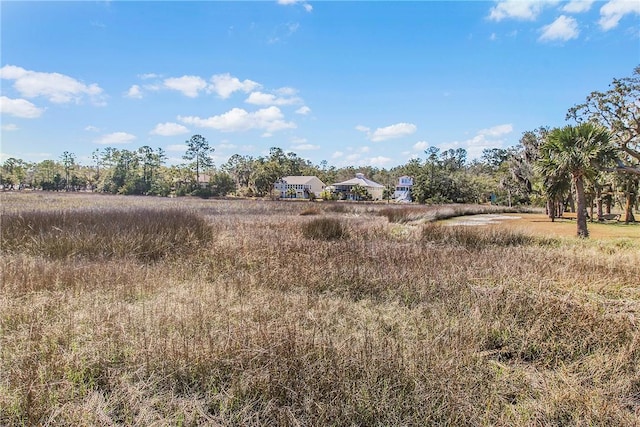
[{"left": 301, "top": 217, "right": 347, "bottom": 240}]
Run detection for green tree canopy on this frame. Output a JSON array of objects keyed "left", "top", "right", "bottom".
[{"left": 537, "top": 123, "right": 616, "bottom": 237}]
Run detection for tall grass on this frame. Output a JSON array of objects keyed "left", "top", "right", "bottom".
[
  {"left": 301, "top": 217, "right": 348, "bottom": 240},
  {"left": 1, "top": 193, "right": 639, "bottom": 426},
  {"left": 1, "top": 207, "right": 213, "bottom": 261},
  {"left": 378, "top": 204, "right": 527, "bottom": 223},
  {"left": 421, "top": 223, "right": 535, "bottom": 248}
]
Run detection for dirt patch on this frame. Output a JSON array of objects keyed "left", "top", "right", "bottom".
[{"left": 444, "top": 214, "right": 522, "bottom": 226}]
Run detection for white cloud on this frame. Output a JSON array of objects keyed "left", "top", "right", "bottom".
[
  {"left": 217, "top": 143, "right": 237, "bottom": 150},
  {"left": 163, "top": 75, "right": 208, "bottom": 98},
  {"left": 368, "top": 156, "right": 392, "bottom": 167},
  {"left": 277, "top": 0, "right": 313, "bottom": 12},
  {"left": 295, "top": 106, "right": 311, "bottom": 115},
  {"left": 178, "top": 106, "right": 296, "bottom": 133},
  {"left": 150, "top": 122, "right": 190, "bottom": 136},
  {"left": 478, "top": 124, "right": 513, "bottom": 137},
  {"left": 209, "top": 73, "right": 261, "bottom": 99},
  {"left": 166, "top": 144, "right": 188, "bottom": 152},
  {"left": 276, "top": 87, "right": 297, "bottom": 96},
  {"left": 488, "top": 0, "right": 558, "bottom": 21},
  {"left": 413, "top": 141, "right": 430, "bottom": 151},
  {"left": 443, "top": 124, "right": 514, "bottom": 160},
  {"left": 126, "top": 84, "right": 143, "bottom": 99},
  {"left": 0, "top": 65, "right": 104, "bottom": 104},
  {"left": 269, "top": 22, "right": 302, "bottom": 44},
  {"left": 165, "top": 144, "right": 189, "bottom": 151},
  {"left": 94, "top": 132, "right": 137, "bottom": 145},
  {"left": 331, "top": 151, "right": 344, "bottom": 159},
  {"left": 84, "top": 126, "right": 100, "bottom": 132},
  {"left": 0, "top": 96, "right": 44, "bottom": 118},
  {"left": 139, "top": 73, "right": 160, "bottom": 80},
  {"left": 599, "top": 0, "right": 640, "bottom": 30},
  {"left": 562, "top": 0, "right": 595, "bottom": 13},
  {"left": 245, "top": 91, "right": 302, "bottom": 106},
  {"left": 2, "top": 123, "right": 19, "bottom": 131},
  {"left": 291, "top": 143, "right": 320, "bottom": 151},
  {"left": 539, "top": 15, "right": 579, "bottom": 41},
  {"left": 359, "top": 122, "right": 417, "bottom": 142}
]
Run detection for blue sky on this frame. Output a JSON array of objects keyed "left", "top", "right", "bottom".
[{"left": 1, "top": 1, "right": 639, "bottom": 168}]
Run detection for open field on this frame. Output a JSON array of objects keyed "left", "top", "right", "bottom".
[{"left": 1, "top": 192, "right": 639, "bottom": 426}]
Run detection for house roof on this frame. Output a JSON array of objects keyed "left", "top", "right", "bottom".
[
  {"left": 280, "top": 176, "right": 325, "bottom": 186},
  {"left": 333, "top": 173, "right": 384, "bottom": 188}
]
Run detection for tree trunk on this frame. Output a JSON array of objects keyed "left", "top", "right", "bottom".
[
  {"left": 547, "top": 198, "right": 555, "bottom": 222},
  {"left": 566, "top": 191, "right": 575, "bottom": 212},
  {"left": 596, "top": 185, "right": 603, "bottom": 221},
  {"left": 624, "top": 187, "right": 636, "bottom": 223},
  {"left": 574, "top": 176, "right": 589, "bottom": 238}
]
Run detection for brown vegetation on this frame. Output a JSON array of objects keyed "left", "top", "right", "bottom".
[{"left": 1, "top": 192, "right": 639, "bottom": 426}]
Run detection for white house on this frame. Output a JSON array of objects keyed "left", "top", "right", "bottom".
[
  {"left": 332, "top": 173, "right": 385, "bottom": 201},
  {"left": 274, "top": 176, "right": 326, "bottom": 199},
  {"left": 394, "top": 176, "right": 413, "bottom": 202}
]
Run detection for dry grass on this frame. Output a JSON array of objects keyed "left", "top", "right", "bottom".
[
  {"left": 378, "top": 204, "right": 527, "bottom": 224},
  {"left": 1, "top": 192, "right": 639, "bottom": 426}
]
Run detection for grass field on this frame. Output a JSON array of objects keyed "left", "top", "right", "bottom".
[{"left": 1, "top": 192, "right": 639, "bottom": 426}]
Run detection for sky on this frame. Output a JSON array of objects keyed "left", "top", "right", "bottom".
[{"left": 1, "top": 0, "right": 639, "bottom": 169}]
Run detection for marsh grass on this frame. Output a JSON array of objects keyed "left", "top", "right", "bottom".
[
  {"left": 1, "top": 193, "right": 639, "bottom": 426},
  {"left": 301, "top": 217, "right": 348, "bottom": 240},
  {"left": 379, "top": 204, "right": 526, "bottom": 223},
  {"left": 421, "top": 223, "right": 535, "bottom": 248},
  {"left": 299, "top": 206, "right": 321, "bottom": 216},
  {"left": 1, "top": 207, "right": 213, "bottom": 261}
]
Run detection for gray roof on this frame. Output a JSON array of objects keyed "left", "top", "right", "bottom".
[
  {"left": 333, "top": 174, "right": 384, "bottom": 188},
  {"left": 280, "top": 176, "right": 325, "bottom": 186}
]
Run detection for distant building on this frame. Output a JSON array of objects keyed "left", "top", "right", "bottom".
[
  {"left": 332, "top": 173, "right": 385, "bottom": 201},
  {"left": 197, "top": 174, "right": 211, "bottom": 188},
  {"left": 394, "top": 176, "right": 413, "bottom": 202},
  {"left": 274, "top": 176, "right": 326, "bottom": 199}
]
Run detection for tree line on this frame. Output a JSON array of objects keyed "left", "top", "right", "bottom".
[{"left": 2, "top": 66, "right": 638, "bottom": 234}]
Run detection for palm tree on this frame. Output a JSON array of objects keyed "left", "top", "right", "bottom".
[
  {"left": 542, "top": 170, "right": 571, "bottom": 222},
  {"left": 537, "top": 123, "right": 617, "bottom": 238}
]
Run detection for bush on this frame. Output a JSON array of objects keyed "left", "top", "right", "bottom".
[
  {"left": 191, "top": 187, "right": 212, "bottom": 199},
  {"left": 301, "top": 217, "right": 347, "bottom": 240}
]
